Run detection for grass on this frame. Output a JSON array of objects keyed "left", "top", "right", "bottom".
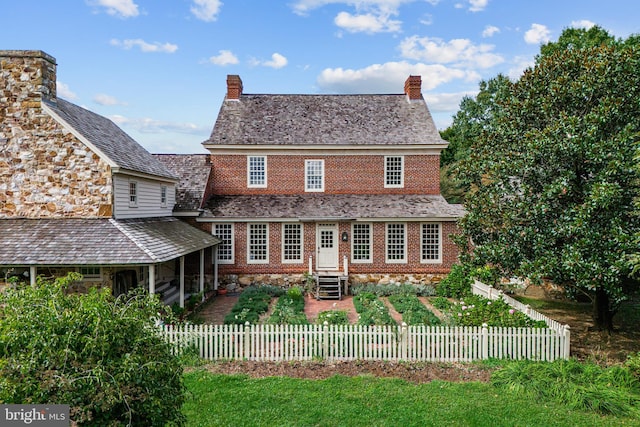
[{"left": 182, "top": 369, "right": 638, "bottom": 427}]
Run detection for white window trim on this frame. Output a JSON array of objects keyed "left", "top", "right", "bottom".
[
  {"left": 78, "top": 266, "right": 102, "bottom": 281},
  {"left": 305, "top": 159, "right": 325, "bottom": 192},
  {"left": 247, "top": 223, "right": 269, "bottom": 264},
  {"left": 385, "top": 222, "right": 407, "bottom": 264},
  {"left": 281, "top": 223, "right": 303, "bottom": 264},
  {"left": 128, "top": 180, "right": 138, "bottom": 207},
  {"left": 214, "top": 223, "right": 235, "bottom": 264},
  {"left": 421, "top": 222, "right": 443, "bottom": 264},
  {"left": 247, "top": 155, "right": 267, "bottom": 188},
  {"left": 160, "top": 185, "right": 167, "bottom": 208},
  {"left": 384, "top": 155, "right": 404, "bottom": 188},
  {"left": 351, "top": 222, "right": 372, "bottom": 264}
]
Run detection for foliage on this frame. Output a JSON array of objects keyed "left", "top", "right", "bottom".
[
  {"left": 267, "top": 287, "right": 309, "bottom": 325},
  {"left": 350, "top": 282, "right": 436, "bottom": 297},
  {"left": 388, "top": 294, "right": 441, "bottom": 326},
  {"left": 491, "top": 359, "right": 640, "bottom": 416},
  {"left": 430, "top": 296, "right": 453, "bottom": 311},
  {"left": 0, "top": 273, "right": 185, "bottom": 426},
  {"left": 182, "top": 369, "right": 635, "bottom": 426},
  {"left": 316, "top": 309, "right": 349, "bottom": 325},
  {"left": 453, "top": 32, "right": 640, "bottom": 330},
  {"left": 436, "top": 263, "right": 472, "bottom": 298},
  {"left": 445, "top": 294, "right": 547, "bottom": 328},
  {"left": 627, "top": 353, "right": 640, "bottom": 382},
  {"left": 224, "top": 285, "right": 280, "bottom": 325},
  {"left": 352, "top": 292, "right": 395, "bottom": 326}
]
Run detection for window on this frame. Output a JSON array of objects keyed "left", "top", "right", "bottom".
[
  {"left": 248, "top": 223, "right": 268, "bottom": 263},
  {"left": 160, "top": 185, "right": 167, "bottom": 207},
  {"left": 351, "top": 223, "right": 372, "bottom": 263},
  {"left": 385, "top": 156, "right": 404, "bottom": 188},
  {"left": 129, "top": 181, "right": 137, "bottom": 207},
  {"left": 421, "top": 223, "right": 442, "bottom": 263},
  {"left": 214, "top": 224, "right": 234, "bottom": 264},
  {"left": 248, "top": 156, "right": 267, "bottom": 188},
  {"left": 305, "top": 159, "right": 324, "bottom": 192},
  {"left": 79, "top": 266, "right": 101, "bottom": 280},
  {"left": 282, "top": 223, "right": 303, "bottom": 263},
  {"left": 386, "top": 223, "right": 406, "bottom": 263}
]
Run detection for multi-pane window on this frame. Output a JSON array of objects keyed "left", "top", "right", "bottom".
[
  {"left": 248, "top": 223, "right": 268, "bottom": 263},
  {"left": 248, "top": 156, "right": 267, "bottom": 188},
  {"left": 160, "top": 185, "right": 167, "bottom": 207},
  {"left": 352, "top": 223, "right": 372, "bottom": 263},
  {"left": 385, "top": 156, "right": 404, "bottom": 188},
  {"left": 79, "top": 266, "right": 101, "bottom": 280},
  {"left": 305, "top": 159, "right": 324, "bottom": 192},
  {"left": 386, "top": 223, "right": 406, "bottom": 263},
  {"left": 214, "top": 224, "right": 234, "bottom": 264},
  {"left": 282, "top": 223, "right": 302, "bottom": 263},
  {"left": 129, "top": 181, "right": 137, "bottom": 207},
  {"left": 421, "top": 223, "right": 442, "bottom": 263}
]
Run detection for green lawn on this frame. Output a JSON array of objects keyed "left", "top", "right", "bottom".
[{"left": 183, "top": 370, "right": 637, "bottom": 427}]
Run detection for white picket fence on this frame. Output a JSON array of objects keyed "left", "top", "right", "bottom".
[{"left": 161, "top": 321, "right": 570, "bottom": 362}]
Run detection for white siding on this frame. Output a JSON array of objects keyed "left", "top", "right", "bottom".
[{"left": 113, "top": 174, "right": 175, "bottom": 219}]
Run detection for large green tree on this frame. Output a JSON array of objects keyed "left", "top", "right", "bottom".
[{"left": 454, "top": 40, "right": 640, "bottom": 331}]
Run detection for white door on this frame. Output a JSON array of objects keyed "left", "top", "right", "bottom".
[{"left": 316, "top": 223, "right": 338, "bottom": 270}]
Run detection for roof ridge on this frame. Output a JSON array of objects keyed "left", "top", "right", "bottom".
[{"left": 109, "top": 218, "right": 160, "bottom": 262}]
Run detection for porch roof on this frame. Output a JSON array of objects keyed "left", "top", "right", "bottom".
[
  {"left": 201, "top": 194, "right": 464, "bottom": 221},
  {"left": 0, "top": 217, "right": 220, "bottom": 266}
]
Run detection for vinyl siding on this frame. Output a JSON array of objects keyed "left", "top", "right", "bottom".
[{"left": 113, "top": 174, "right": 175, "bottom": 219}]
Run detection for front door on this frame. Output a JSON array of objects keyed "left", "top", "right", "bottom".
[{"left": 316, "top": 223, "right": 339, "bottom": 270}]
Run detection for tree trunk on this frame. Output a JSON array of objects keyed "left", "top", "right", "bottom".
[{"left": 593, "top": 288, "right": 615, "bottom": 332}]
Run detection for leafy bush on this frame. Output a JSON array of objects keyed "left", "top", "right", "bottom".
[
  {"left": 447, "top": 294, "right": 547, "bottom": 328},
  {"left": 268, "top": 287, "right": 309, "bottom": 325},
  {"left": 388, "top": 294, "right": 441, "bottom": 326},
  {"left": 353, "top": 292, "right": 395, "bottom": 326},
  {"left": 316, "top": 310, "right": 349, "bottom": 325},
  {"left": 351, "top": 283, "right": 436, "bottom": 297},
  {"left": 224, "top": 285, "right": 275, "bottom": 324},
  {"left": 627, "top": 353, "right": 640, "bottom": 381},
  {"left": 491, "top": 360, "right": 640, "bottom": 416},
  {"left": 436, "top": 263, "right": 472, "bottom": 298},
  {"left": 0, "top": 273, "right": 185, "bottom": 426},
  {"left": 431, "top": 296, "right": 453, "bottom": 311}
]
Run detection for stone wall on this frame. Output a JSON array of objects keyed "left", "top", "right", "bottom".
[{"left": 0, "top": 50, "right": 113, "bottom": 218}]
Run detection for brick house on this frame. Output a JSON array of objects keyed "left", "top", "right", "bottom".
[
  {"left": 0, "top": 50, "right": 220, "bottom": 306},
  {"left": 167, "top": 74, "right": 464, "bottom": 294}
]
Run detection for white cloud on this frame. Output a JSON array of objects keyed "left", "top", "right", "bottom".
[
  {"left": 110, "top": 115, "right": 209, "bottom": 135},
  {"left": 317, "top": 61, "right": 479, "bottom": 93},
  {"left": 110, "top": 38, "right": 178, "bottom": 53},
  {"left": 468, "top": 0, "right": 488, "bottom": 12},
  {"left": 190, "top": 0, "right": 223, "bottom": 22},
  {"left": 571, "top": 20, "right": 596, "bottom": 29},
  {"left": 251, "top": 53, "right": 288, "bottom": 69},
  {"left": 56, "top": 81, "right": 78, "bottom": 100},
  {"left": 524, "top": 23, "right": 552, "bottom": 45},
  {"left": 399, "top": 35, "right": 504, "bottom": 69},
  {"left": 482, "top": 25, "right": 500, "bottom": 38},
  {"left": 90, "top": 0, "right": 139, "bottom": 18},
  {"left": 425, "top": 91, "right": 477, "bottom": 112},
  {"left": 507, "top": 55, "right": 535, "bottom": 80},
  {"left": 93, "top": 93, "right": 126, "bottom": 106},
  {"left": 334, "top": 11, "right": 401, "bottom": 33},
  {"left": 208, "top": 50, "right": 239, "bottom": 66}
]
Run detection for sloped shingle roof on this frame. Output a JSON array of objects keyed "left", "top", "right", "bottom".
[
  {"left": 0, "top": 218, "right": 219, "bottom": 265},
  {"left": 204, "top": 94, "right": 445, "bottom": 146},
  {"left": 201, "top": 194, "right": 464, "bottom": 220},
  {"left": 44, "top": 98, "right": 178, "bottom": 181},
  {"left": 153, "top": 154, "right": 212, "bottom": 211}
]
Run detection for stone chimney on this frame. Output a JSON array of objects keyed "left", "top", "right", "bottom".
[
  {"left": 226, "top": 74, "right": 243, "bottom": 100},
  {"left": 0, "top": 50, "right": 57, "bottom": 111},
  {"left": 404, "top": 75, "right": 422, "bottom": 100}
]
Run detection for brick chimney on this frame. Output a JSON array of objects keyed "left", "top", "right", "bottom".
[
  {"left": 0, "top": 50, "right": 57, "bottom": 110},
  {"left": 404, "top": 75, "right": 422, "bottom": 100},
  {"left": 226, "top": 74, "right": 243, "bottom": 100}
]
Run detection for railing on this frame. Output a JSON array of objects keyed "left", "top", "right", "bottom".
[{"left": 160, "top": 322, "right": 570, "bottom": 362}]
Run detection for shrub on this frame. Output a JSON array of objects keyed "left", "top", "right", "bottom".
[
  {"left": 431, "top": 296, "right": 453, "bottom": 311},
  {"left": 388, "top": 294, "right": 441, "bottom": 326},
  {"left": 268, "top": 287, "right": 309, "bottom": 325},
  {"left": 0, "top": 273, "right": 185, "bottom": 426},
  {"left": 316, "top": 310, "right": 349, "bottom": 325},
  {"left": 436, "top": 263, "right": 472, "bottom": 298},
  {"left": 353, "top": 292, "right": 395, "bottom": 326},
  {"left": 350, "top": 283, "right": 436, "bottom": 297},
  {"left": 447, "top": 294, "right": 547, "bottom": 328},
  {"left": 224, "top": 285, "right": 274, "bottom": 325}
]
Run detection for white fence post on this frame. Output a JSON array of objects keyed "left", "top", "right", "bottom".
[
  {"left": 563, "top": 324, "right": 571, "bottom": 359},
  {"left": 244, "top": 322, "right": 251, "bottom": 360},
  {"left": 481, "top": 323, "right": 488, "bottom": 360},
  {"left": 400, "top": 322, "right": 408, "bottom": 360},
  {"left": 323, "top": 322, "right": 329, "bottom": 360}
]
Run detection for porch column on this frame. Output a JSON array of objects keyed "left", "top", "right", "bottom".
[
  {"left": 179, "top": 256, "right": 185, "bottom": 309},
  {"left": 213, "top": 246, "right": 219, "bottom": 290},
  {"left": 149, "top": 264, "right": 156, "bottom": 295},
  {"left": 30, "top": 266, "right": 37, "bottom": 286},
  {"left": 199, "top": 249, "right": 205, "bottom": 301}
]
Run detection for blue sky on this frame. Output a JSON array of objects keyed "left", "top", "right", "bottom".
[{"left": 4, "top": 0, "right": 639, "bottom": 154}]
